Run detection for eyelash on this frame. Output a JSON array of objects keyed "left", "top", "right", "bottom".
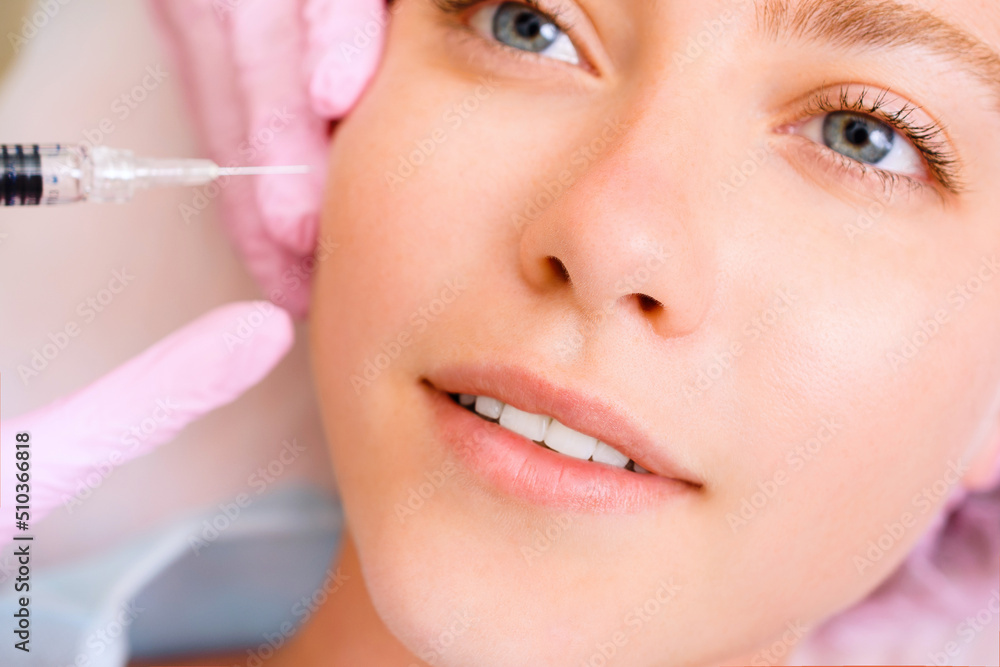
[
  {"left": 433, "top": 0, "right": 963, "bottom": 196},
  {"left": 433, "top": 0, "right": 578, "bottom": 61},
  {"left": 435, "top": 0, "right": 571, "bottom": 23},
  {"left": 797, "top": 86, "right": 962, "bottom": 195}
]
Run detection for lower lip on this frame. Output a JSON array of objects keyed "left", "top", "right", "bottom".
[{"left": 424, "top": 383, "right": 694, "bottom": 513}]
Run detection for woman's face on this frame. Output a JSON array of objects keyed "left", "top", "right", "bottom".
[{"left": 309, "top": 0, "right": 1000, "bottom": 664}]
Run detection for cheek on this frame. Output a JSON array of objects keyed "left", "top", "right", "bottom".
[
  {"left": 699, "top": 248, "right": 1000, "bottom": 627},
  {"left": 309, "top": 49, "right": 608, "bottom": 420},
  {"left": 307, "top": 61, "right": 525, "bottom": 545},
  {"left": 656, "top": 161, "right": 1000, "bottom": 630}
]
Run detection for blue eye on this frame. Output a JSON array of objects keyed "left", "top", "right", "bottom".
[
  {"left": 824, "top": 112, "right": 894, "bottom": 164},
  {"left": 470, "top": 2, "right": 580, "bottom": 65},
  {"left": 800, "top": 111, "right": 923, "bottom": 177}
]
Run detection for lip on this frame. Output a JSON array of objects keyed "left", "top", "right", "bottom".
[{"left": 422, "top": 363, "right": 701, "bottom": 513}]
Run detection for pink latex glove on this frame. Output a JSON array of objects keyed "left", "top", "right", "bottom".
[
  {"left": 0, "top": 302, "right": 294, "bottom": 545},
  {"left": 148, "top": 0, "right": 387, "bottom": 318}
]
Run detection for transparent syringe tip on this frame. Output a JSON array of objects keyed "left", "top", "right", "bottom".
[{"left": 95, "top": 147, "right": 311, "bottom": 202}]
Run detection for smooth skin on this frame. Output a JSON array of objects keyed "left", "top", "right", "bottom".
[{"left": 191, "top": 0, "right": 1000, "bottom": 664}]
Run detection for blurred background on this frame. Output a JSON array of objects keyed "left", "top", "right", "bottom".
[
  {"left": 0, "top": 0, "right": 335, "bottom": 570},
  {"left": 0, "top": 0, "right": 340, "bottom": 661},
  {"left": 0, "top": 1, "right": 31, "bottom": 78}
]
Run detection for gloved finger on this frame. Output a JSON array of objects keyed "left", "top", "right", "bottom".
[
  {"left": 230, "top": 0, "right": 330, "bottom": 256},
  {"left": 0, "top": 302, "right": 294, "bottom": 545},
  {"left": 148, "top": 1, "right": 312, "bottom": 317},
  {"left": 147, "top": 0, "right": 247, "bottom": 184},
  {"left": 219, "top": 180, "right": 314, "bottom": 318},
  {"left": 305, "top": 0, "right": 388, "bottom": 118}
]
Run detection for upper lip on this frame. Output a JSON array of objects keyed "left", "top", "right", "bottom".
[{"left": 425, "top": 362, "right": 702, "bottom": 486}]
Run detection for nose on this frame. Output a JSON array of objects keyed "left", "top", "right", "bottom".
[{"left": 517, "top": 115, "right": 715, "bottom": 340}]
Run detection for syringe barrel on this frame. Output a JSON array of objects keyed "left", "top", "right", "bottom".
[
  {"left": 0, "top": 144, "right": 173, "bottom": 205},
  {"left": 0, "top": 144, "right": 301, "bottom": 206},
  {"left": 0, "top": 144, "right": 88, "bottom": 206},
  {"left": 0, "top": 144, "right": 225, "bottom": 205}
]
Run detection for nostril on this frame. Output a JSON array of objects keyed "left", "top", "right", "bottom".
[
  {"left": 637, "top": 294, "right": 662, "bottom": 312},
  {"left": 547, "top": 256, "right": 571, "bottom": 283}
]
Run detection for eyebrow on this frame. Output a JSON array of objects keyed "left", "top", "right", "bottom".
[{"left": 755, "top": 0, "right": 1000, "bottom": 106}]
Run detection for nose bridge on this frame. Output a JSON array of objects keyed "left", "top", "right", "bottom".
[{"left": 518, "top": 100, "right": 716, "bottom": 339}]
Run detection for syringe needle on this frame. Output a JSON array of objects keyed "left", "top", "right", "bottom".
[{"left": 216, "top": 165, "right": 312, "bottom": 176}]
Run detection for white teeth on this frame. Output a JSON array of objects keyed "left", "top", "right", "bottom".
[
  {"left": 591, "top": 441, "right": 630, "bottom": 468},
  {"left": 458, "top": 393, "right": 646, "bottom": 473},
  {"left": 499, "top": 404, "right": 551, "bottom": 443},
  {"left": 474, "top": 395, "right": 505, "bottom": 420},
  {"left": 543, "top": 419, "right": 598, "bottom": 461}
]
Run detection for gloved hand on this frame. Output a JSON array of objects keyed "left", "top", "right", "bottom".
[
  {"left": 148, "top": 0, "right": 387, "bottom": 318},
  {"left": 0, "top": 302, "right": 294, "bottom": 545}
]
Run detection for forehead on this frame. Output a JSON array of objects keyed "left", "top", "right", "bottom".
[{"left": 923, "top": 0, "right": 1000, "bottom": 41}]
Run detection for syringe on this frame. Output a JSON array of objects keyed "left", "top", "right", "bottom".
[{"left": 0, "top": 144, "right": 310, "bottom": 206}]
